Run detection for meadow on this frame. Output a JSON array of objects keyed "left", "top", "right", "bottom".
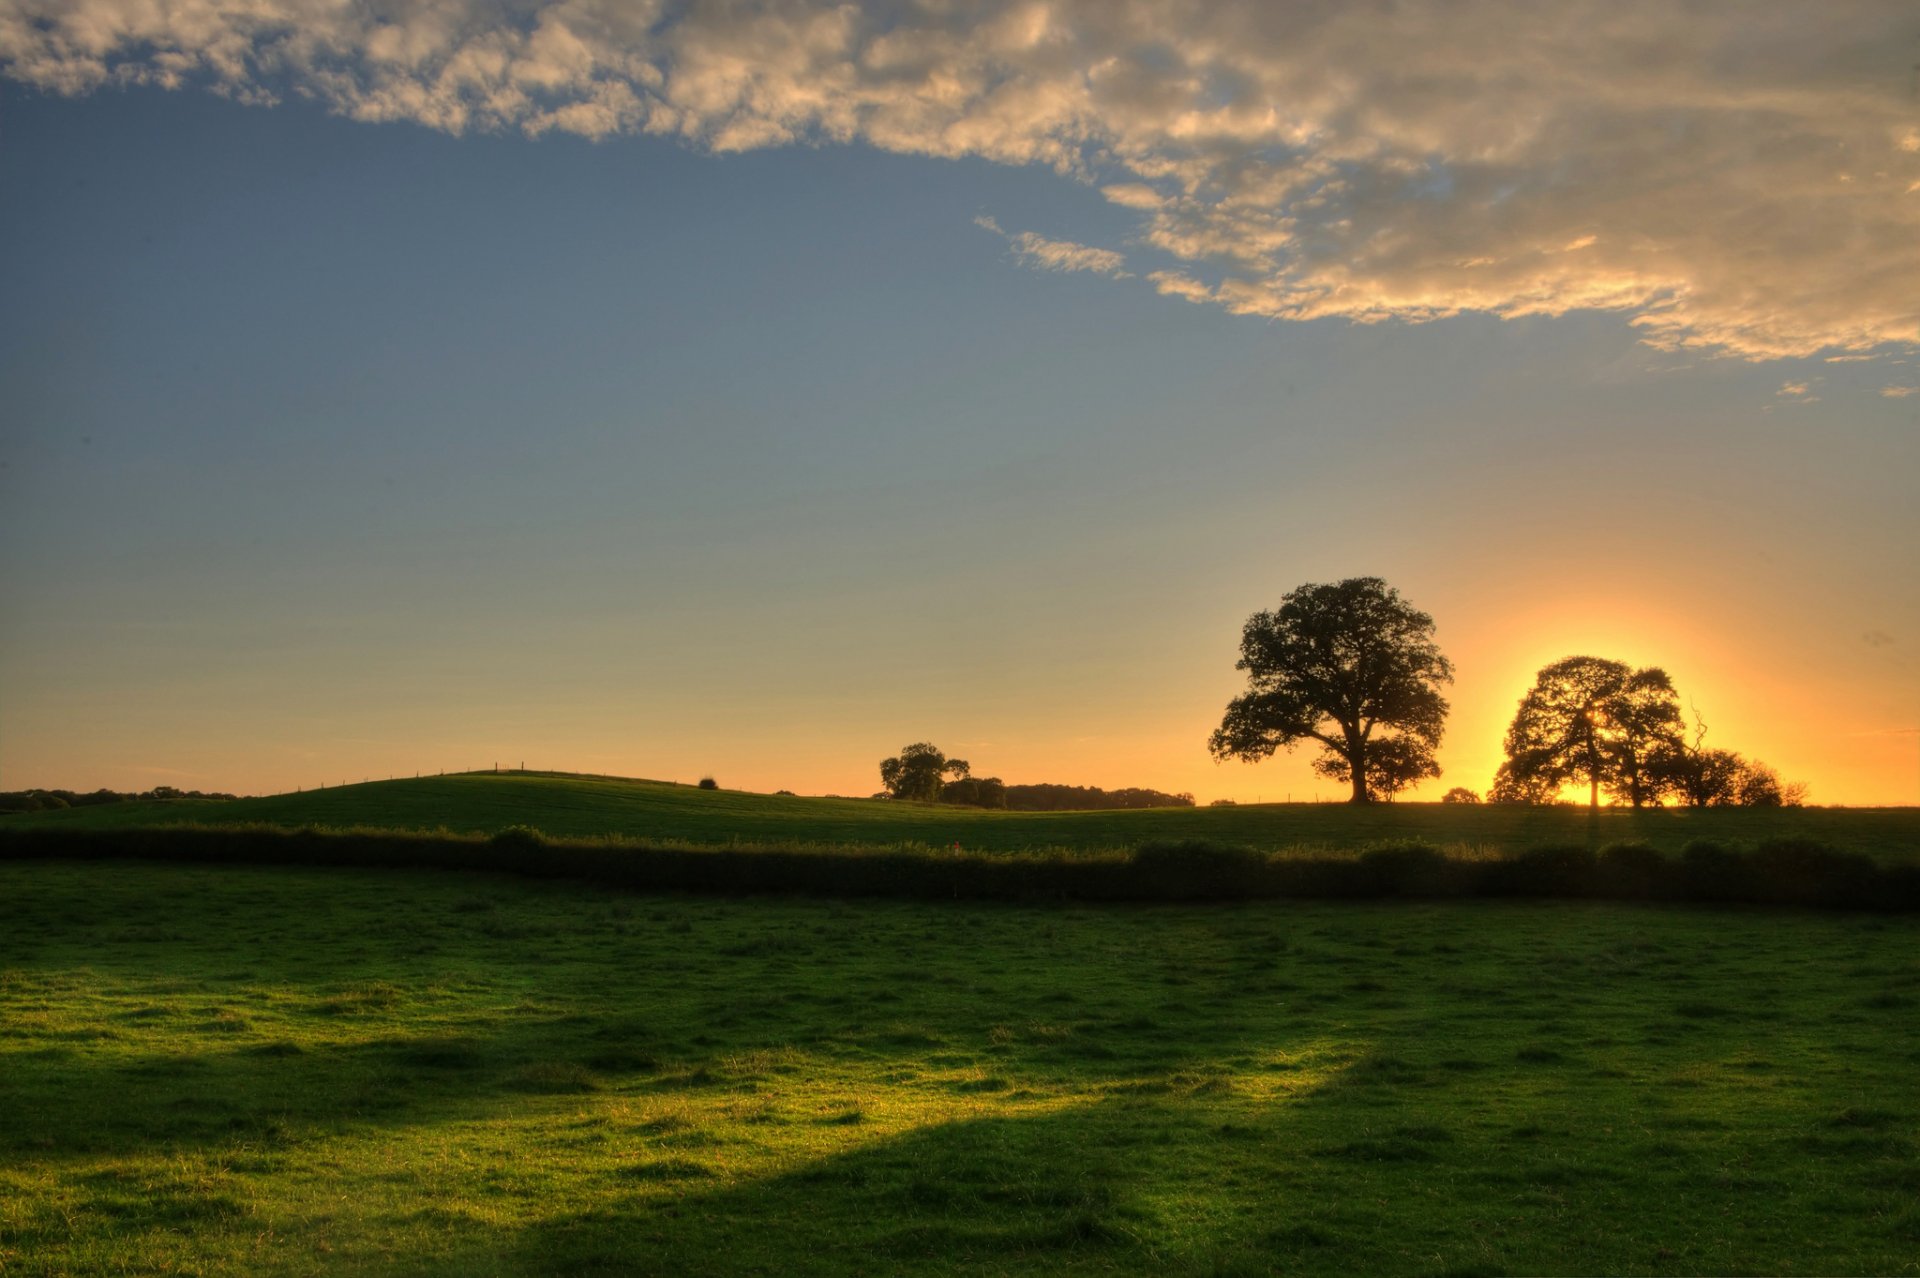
[
  {"left": 9, "top": 771, "right": 1918, "bottom": 862},
  {"left": 3, "top": 859, "right": 1917, "bottom": 1275}
]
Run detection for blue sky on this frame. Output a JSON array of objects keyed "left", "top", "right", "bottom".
[{"left": 2, "top": 2, "right": 1917, "bottom": 803}]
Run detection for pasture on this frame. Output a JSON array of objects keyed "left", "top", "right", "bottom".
[
  {"left": 8, "top": 771, "right": 1918, "bottom": 862},
  {"left": 2, "top": 858, "right": 1916, "bottom": 1275}
]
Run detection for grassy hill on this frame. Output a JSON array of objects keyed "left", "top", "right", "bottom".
[{"left": 6, "top": 770, "right": 1916, "bottom": 861}]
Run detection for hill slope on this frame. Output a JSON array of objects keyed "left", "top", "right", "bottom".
[{"left": 5, "top": 770, "right": 1915, "bottom": 860}]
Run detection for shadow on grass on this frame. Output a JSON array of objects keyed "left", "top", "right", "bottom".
[{"left": 421, "top": 1090, "right": 1432, "bottom": 1277}]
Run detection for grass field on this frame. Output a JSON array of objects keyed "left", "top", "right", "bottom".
[
  {"left": 8, "top": 771, "right": 1918, "bottom": 862},
  {"left": 3, "top": 859, "right": 1916, "bottom": 1275}
]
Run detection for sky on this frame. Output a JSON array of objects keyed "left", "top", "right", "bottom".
[{"left": 1, "top": 0, "right": 1917, "bottom": 805}]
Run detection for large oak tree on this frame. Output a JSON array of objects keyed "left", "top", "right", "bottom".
[{"left": 1208, "top": 578, "right": 1453, "bottom": 804}]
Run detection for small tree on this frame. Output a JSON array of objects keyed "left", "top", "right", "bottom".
[
  {"left": 1209, "top": 577, "right": 1453, "bottom": 804},
  {"left": 1440, "top": 786, "right": 1480, "bottom": 804},
  {"left": 1661, "top": 710, "right": 1808, "bottom": 808},
  {"left": 878, "top": 742, "right": 970, "bottom": 803}
]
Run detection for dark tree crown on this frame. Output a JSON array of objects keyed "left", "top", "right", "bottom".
[{"left": 1208, "top": 577, "right": 1453, "bottom": 804}]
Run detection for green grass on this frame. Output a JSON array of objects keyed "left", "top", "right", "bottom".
[
  {"left": 7, "top": 770, "right": 1916, "bottom": 861},
  {"left": 3, "top": 860, "right": 1917, "bottom": 1274}
]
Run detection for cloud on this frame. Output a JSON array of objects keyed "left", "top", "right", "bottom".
[
  {"left": 5, "top": 0, "right": 1918, "bottom": 360},
  {"left": 975, "top": 213, "right": 1128, "bottom": 276},
  {"left": 1776, "top": 381, "right": 1811, "bottom": 397},
  {"left": 1861, "top": 630, "right": 1895, "bottom": 648},
  {"left": 1881, "top": 385, "right": 1920, "bottom": 398}
]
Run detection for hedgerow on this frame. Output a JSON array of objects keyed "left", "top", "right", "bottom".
[{"left": 0, "top": 825, "right": 1912, "bottom": 910}]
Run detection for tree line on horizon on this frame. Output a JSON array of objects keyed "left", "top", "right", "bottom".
[
  {"left": 0, "top": 785, "right": 239, "bottom": 815},
  {"left": 875, "top": 742, "right": 1196, "bottom": 810},
  {"left": 885, "top": 577, "right": 1805, "bottom": 811}
]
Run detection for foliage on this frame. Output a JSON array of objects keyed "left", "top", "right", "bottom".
[
  {"left": 1439, "top": 786, "right": 1480, "bottom": 805},
  {"left": 955, "top": 782, "right": 1195, "bottom": 811},
  {"left": 697, "top": 777, "right": 719, "bottom": 791},
  {"left": 1662, "top": 727, "right": 1809, "bottom": 809},
  {"left": 1500, "top": 656, "right": 1685, "bottom": 810},
  {"left": 5, "top": 823, "right": 1914, "bottom": 910},
  {"left": 0, "top": 785, "right": 237, "bottom": 813},
  {"left": 1487, "top": 760, "right": 1562, "bottom": 805},
  {"left": 878, "top": 743, "right": 971, "bottom": 803},
  {"left": 1311, "top": 734, "right": 1441, "bottom": 802},
  {"left": 1209, "top": 578, "right": 1453, "bottom": 804},
  {"left": 940, "top": 776, "right": 1008, "bottom": 808}
]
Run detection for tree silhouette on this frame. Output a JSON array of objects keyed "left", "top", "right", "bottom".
[
  {"left": 1209, "top": 578, "right": 1453, "bottom": 805},
  {"left": 878, "top": 742, "right": 970, "bottom": 803},
  {"left": 1311, "top": 733, "right": 1441, "bottom": 802},
  {"left": 1501, "top": 656, "right": 1684, "bottom": 811}
]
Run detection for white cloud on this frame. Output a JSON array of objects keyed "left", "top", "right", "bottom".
[
  {"left": 1148, "top": 271, "right": 1215, "bottom": 305},
  {"left": 5, "top": 0, "right": 1917, "bottom": 360},
  {"left": 1777, "top": 381, "right": 1811, "bottom": 397},
  {"left": 976, "top": 213, "right": 1127, "bottom": 276},
  {"left": 1007, "top": 230, "right": 1127, "bottom": 277},
  {"left": 1881, "top": 385, "right": 1920, "bottom": 398}
]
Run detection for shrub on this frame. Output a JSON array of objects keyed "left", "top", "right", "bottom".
[
  {"left": 697, "top": 777, "right": 718, "bottom": 791},
  {"left": 1596, "top": 842, "right": 1670, "bottom": 900},
  {"left": 1355, "top": 843, "right": 1459, "bottom": 897},
  {"left": 1482, "top": 845, "right": 1599, "bottom": 898},
  {"left": 1129, "top": 840, "right": 1269, "bottom": 900}
]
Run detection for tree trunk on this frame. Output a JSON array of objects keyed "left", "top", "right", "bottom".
[
  {"left": 1589, "top": 775, "right": 1598, "bottom": 813},
  {"left": 1348, "top": 739, "right": 1370, "bottom": 804}
]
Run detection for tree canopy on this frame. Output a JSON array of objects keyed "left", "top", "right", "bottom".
[
  {"left": 1208, "top": 577, "right": 1453, "bottom": 804},
  {"left": 878, "top": 742, "right": 970, "bottom": 803},
  {"left": 1500, "top": 656, "right": 1684, "bottom": 810}
]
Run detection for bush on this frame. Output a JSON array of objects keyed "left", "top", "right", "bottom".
[
  {"left": 697, "top": 777, "right": 718, "bottom": 791},
  {"left": 1481, "top": 845, "right": 1599, "bottom": 898},
  {"left": 1354, "top": 843, "right": 1459, "bottom": 897},
  {"left": 489, "top": 825, "right": 547, "bottom": 856},
  {"left": 1129, "top": 841, "right": 1270, "bottom": 900},
  {"left": 1596, "top": 842, "right": 1670, "bottom": 900}
]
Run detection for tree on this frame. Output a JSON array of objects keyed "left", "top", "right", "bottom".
[
  {"left": 1661, "top": 710, "right": 1809, "bottom": 808},
  {"left": 1208, "top": 577, "right": 1453, "bottom": 804},
  {"left": 1312, "top": 733, "right": 1441, "bottom": 802},
  {"left": 1488, "top": 760, "right": 1560, "bottom": 805},
  {"left": 878, "top": 742, "right": 970, "bottom": 802},
  {"left": 1440, "top": 786, "right": 1481, "bottom": 804},
  {"left": 1500, "top": 656, "right": 1685, "bottom": 811},
  {"left": 941, "top": 775, "right": 1008, "bottom": 809}
]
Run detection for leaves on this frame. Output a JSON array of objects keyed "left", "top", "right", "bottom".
[
  {"left": 878, "top": 743, "right": 970, "bottom": 803},
  {"left": 1501, "top": 657, "right": 1686, "bottom": 808},
  {"left": 1209, "top": 578, "right": 1453, "bottom": 803}
]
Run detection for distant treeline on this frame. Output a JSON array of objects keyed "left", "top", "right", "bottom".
[
  {"left": 940, "top": 779, "right": 1196, "bottom": 811},
  {"left": 2, "top": 825, "right": 1912, "bottom": 912},
  {"left": 0, "top": 786, "right": 237, "bottom": 814},
  {"left": 875, "top": 742, "right": 1194, "bottom": 809}
]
